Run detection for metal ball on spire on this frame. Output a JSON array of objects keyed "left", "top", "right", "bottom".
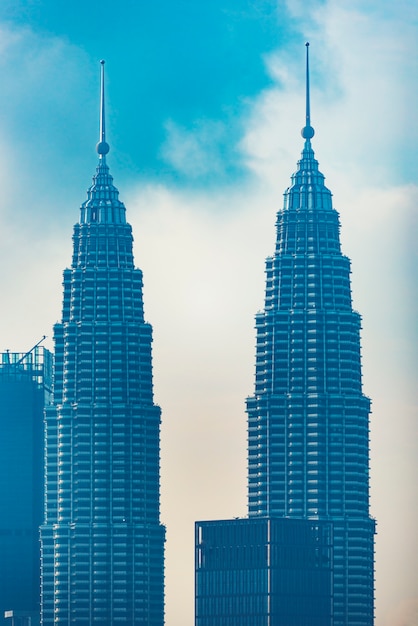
[
  {"left": 97, "top": 141, "right": 110, "bottom": 155},
  {"left": 96, "top": 59, "right": 110, "bottom": 156},
  {"left": 302, "top": 125, "right": 315, "bottom": 140}
]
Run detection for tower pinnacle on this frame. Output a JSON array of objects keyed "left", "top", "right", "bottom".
[
  {"left": 96, "top": 59, "right": 110, "bottom": 157},
  {"left": 301, "top": 42, "right": 315, "bottom": 140}
]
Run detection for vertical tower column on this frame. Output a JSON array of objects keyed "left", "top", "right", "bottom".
[
  {"left": 246, "top": 43, "right": 375, "bottom": 625},
  {"left": 40, "top": 62, "right": 165, "bottom": 626}
]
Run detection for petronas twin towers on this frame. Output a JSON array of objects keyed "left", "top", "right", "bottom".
[{"left": 39, "top": 47, "right": 375, "bottom": 625}]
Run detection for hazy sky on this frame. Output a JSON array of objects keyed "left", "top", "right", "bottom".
[{"left": 0, "top": 1, "right": 417, "bottom": 625}]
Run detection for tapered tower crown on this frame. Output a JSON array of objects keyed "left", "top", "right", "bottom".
[{"left": 80, "top": 60, "right": 126, "bottom": 225}]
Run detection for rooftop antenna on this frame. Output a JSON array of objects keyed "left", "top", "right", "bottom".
[
  {"left": 15, "top": 336, "right": 47, "bottom": 366},
  {"left": 301, "top": 42, "right": 315, "bottom": 140},
  {"left": 96, "top": 60, "right": 110, "bottom": 157}
]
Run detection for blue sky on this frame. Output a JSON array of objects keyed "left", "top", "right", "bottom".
[
  {"left": 0, "top": 0, "right": 289, "bottom": 186},
  {"left": 0, "top": 1, "right": 417, "bottom": 625}
]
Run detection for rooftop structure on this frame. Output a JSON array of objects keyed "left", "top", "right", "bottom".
[{"left": 0, "top": 344, "right": 52, "bottom": 626}]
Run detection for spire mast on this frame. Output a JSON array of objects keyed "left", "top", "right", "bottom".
[
  {"left": 301, "top": 42, "right": 315, "bottom": 140},
  {"left": 97, "top": 59, "right": 110, "bottom": 158}
]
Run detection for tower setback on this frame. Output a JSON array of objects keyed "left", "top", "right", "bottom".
[
  {"left": 40, "top": 62, "right": 165, "bottom": 626},
  {"left": 195, "top": 44, "right": 375, "bottom": 626}
]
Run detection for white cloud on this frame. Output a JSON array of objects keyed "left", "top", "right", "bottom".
[
  {"left": 0, "top": 22, "right": 94, "bottom": 352},
  {"left": 161, "top": 119, "right": 229, "bottom": 178},
  {"left": 0, "top": 3, "right": 416, "bottom": 625},
  {"left": 0, "top": 22, "right": 95, "bottom": 224},
  {"left": 242, "top": 1, "right": 418, "bottom": 188}
]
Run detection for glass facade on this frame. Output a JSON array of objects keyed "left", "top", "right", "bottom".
[
  {"left": 0, "top": 347, "right": 52, "bottom": 626},
  {"left": 40, "top": 149, "right": 165, "bottom": 624},
  {"left": 245, "top": 137, "right": 375, "bottom": 625},
  {"left": 196, "top": 517, "right": 332, "bottom": 626}
]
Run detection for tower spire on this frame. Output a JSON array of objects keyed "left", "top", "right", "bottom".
[
  {"left": 301, "top": 42, "right": 315, "bottom": 140},
  {"left": 96, "top": 59, "right": 110, "bottom": 157}
]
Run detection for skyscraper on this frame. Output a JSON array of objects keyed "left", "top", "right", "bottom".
[
  {"left": 40, "top": 62, "right": 165, "bottom": 626},
  {"left": 195, "top": 44, "right": 375, "bottom": 625},
  {"left": 0, "top": 344, "right": 52, "bottom": 626}
]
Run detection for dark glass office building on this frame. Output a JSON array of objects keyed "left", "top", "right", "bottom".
[
  {"left": 195, "top": 46, "right": 375, "bottom": 625},
  {"left": 0, "top": 346, "right": 52, "bottom": 626},
  {"left": 40, "top": 64, "right": 165, "bottom": 625},
  {"left": 196, "top": 517, "right": 333, "bottom": 626}
]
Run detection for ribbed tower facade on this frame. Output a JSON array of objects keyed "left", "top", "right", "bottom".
[
  {"left": 40, "top": 62, "right": 165, "bottom": 626},
  {"left": 195, "top": 45, "right": 375, "bottom": 626},
  {"left": 246, "top": 45, "right": 375, "bottom": 624}
]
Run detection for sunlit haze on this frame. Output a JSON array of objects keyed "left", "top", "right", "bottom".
[{"left": 0, "top": 1, "right": 416, "bottom": 624}]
